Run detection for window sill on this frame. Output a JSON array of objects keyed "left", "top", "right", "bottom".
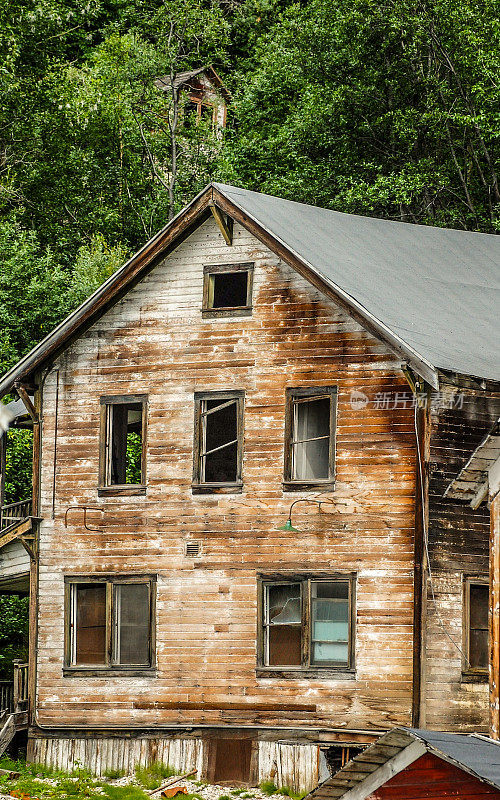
[
  {"left": 63, "top": 667, "right": 157, "bottom": 678},
  {"left": 98, "top": 485, "right": 147, "bottom": 497},
  {"left": 202, "top": 307, "right": 252, "bottom": 319},
  {"left": 461, "top": 671, "right": 488, "bottom": 684},
  {"left": 192, "top": 482, "right": 243, "bottom": 495},
  {"left": 282, "top": 480, "right": 335, "bottom": 493},
  {"left": 256, "top": 667, "right": 355, "bottom": 680}
]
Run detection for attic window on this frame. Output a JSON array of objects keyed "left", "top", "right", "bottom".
[
  {"left": 99, "top": 395, "right": 147, "bottom": 492},
  {"left": 203, "top": 263, "right": 253, "bottom": 317}
]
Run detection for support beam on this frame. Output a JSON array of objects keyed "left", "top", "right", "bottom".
[
  {"left": 14, "top": 383, "right": 37, "bottom": 422},
  {"left": 209, "top": 202, "right": 233, "bottom": 245}
]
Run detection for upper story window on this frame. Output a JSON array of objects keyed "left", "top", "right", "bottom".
[
  {"left": 284, "top": 387, "right": 337, "bottom": 489},
  {"left": 65, "top": 576, "right": 155, "bottom": 673},
  {"left": 203, "top": 263, "right": 254, "bottom": 317},
  {"left": 193, "top": 391, "right": 244, "bottom": 492},
  {"left": 259, "top": 576, "right": 355, "bottom": 674},
  {"left": 464, "top": 577, "right": 488, "bottom": 676},
  {"left": 99, "top": 395, "right": 147, "bottom": 494}
]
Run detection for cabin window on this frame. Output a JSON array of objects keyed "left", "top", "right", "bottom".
[
  {"left": 284, "top": 387, "right": 337, "bottom": 487},
  {"left": 464, "top": 578, "right": 488, "bottom": 674},
  {"left": 260, "top": 576, "right": 355, "bottom": 672},
  {"left": 65, "top": 577, "right": 155, "bottom": 671},
  {"left": 203, "top": 263, "right": 254, "bottom": 316},
  {"left": 193, "top": 391, "right": 244, "bottom": 491},
  {"left": 99, "top": 395, "right": 147, "bottom": 491}
]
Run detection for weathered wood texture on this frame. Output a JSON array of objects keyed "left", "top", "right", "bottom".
[
  {"left": 35, "top": 217, "right": 417, "bottom": 735},
  {"left": 28, "top": 735, "right": 319, "bottom": 791},
  {"left": 29, "top": 736, "right": 204, "bottom": 779},
  {"left": 0, "top": 539, "right": 29, "bottom": 587},
  {"left": 423, "top": 388, "right": 500, "bottom": 730},
  {"left": 367, "top": 753, "right": 500, "bottom": 799}
]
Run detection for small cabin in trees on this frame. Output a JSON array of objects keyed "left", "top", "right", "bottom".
[
  {"left": 0, "top": 184, "right": 499, "bottom": 788},
  {"left": 154, "top": 67, "right": 229, "bottom": 132}
]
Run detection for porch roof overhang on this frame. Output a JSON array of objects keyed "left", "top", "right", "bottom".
[{"left": 445, "top": 417, "right": 500, "bottom": 507}]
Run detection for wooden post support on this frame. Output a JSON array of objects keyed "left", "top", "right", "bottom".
[{"left": 490, "top": 492, "right": 500, "bottom": 738}]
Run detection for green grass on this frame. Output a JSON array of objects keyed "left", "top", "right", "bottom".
[
  {"left": 102, "top": 769, "right": 127, "bottom": 780},
  {"left": 259, "top": 783, "right": 278, "bottom": 796},
  {"left": 134, "top": 763, "right": 179, "bottom": 791}
]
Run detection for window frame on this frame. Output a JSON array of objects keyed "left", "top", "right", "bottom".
[
  {"left": 283, "top": 386, "right": 337, "bottom": 490},
  {"left": 202, "top": 263, "right": 254, "bottom": 318},
  {"left": 192, "top": 390, "right": 245, "bottom": 493},
  {"left": 64, "top": 574, "right": 156, "bottom": 676},
  {"left": 98, "top": 394, "right": 148, "bottom": 496},
  {"left": 463, "top": 575, "right": 489, "bottom": 680},
  {"left": 257, "top": 574, "right": 356, "bottom": 678}
]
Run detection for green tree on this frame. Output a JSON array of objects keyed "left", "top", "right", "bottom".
[
  {"left": 222, "top": 0, "right": 500, "bottom": 231},
  {"left": 0, "top": 594, "right": 29, "bottom": 680}
]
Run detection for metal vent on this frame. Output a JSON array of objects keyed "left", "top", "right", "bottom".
[{"left": 185, "top": 540, "right": 201, "bottom": 558}]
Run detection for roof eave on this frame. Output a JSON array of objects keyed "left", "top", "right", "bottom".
[{"left": 0, "top": 183, "right": 214, "bottom": 398}]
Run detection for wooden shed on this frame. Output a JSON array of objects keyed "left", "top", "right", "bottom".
[{"left": 308, "top": 728, "right": 500, "bottom": 799}]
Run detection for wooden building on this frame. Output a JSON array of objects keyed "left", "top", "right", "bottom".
[
  {"left": 306, "top": 727, "right": 500, "bottom": 799},
  {"left": 154, "top": 67, "right": 229, "bottom": 132},
  {"left": 0, "top": 183, "right": 499, "bottom": 788}
]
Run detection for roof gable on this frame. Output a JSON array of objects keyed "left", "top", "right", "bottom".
[{"left": 1, "top": 182, "right": 499, "bottom": 397}]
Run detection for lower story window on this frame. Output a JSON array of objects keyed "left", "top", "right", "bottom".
[
  {"left": 261, "top": 576, "right": 355, "bottom": 670},
  {"left": 66, "top": 577, "right": 155, "bottom": 669}
]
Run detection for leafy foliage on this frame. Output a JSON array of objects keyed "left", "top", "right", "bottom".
[{"left": 0, "top": 595, "right": 29, "bottom": 678}]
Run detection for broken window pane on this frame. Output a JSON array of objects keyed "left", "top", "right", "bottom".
[
  {"left": 74, "top": 584, "right": 106, "bottom": 665},
  {"left": 107, "top": 402, "right": 143, "bottom": 485},
  {"left": 209, "top": 271, "right": 249, "bottom": 309},
  {"left": 201, "top": 398, "right": 239, "bottom": 483},
  {"left": 291, "top": 395, "right": 331, "bottom": 480},
  {"left": 114, "top": 583, "right": 150, "bottom": 665},
  {"left": 311, "top": 581, "right": 349, "bottom": 666},
  {"left": 266, "top": 583, "right": 302, "bottom": 666},
  {"left": 469, "top": 583, "right": 488, "bottom": 669}
]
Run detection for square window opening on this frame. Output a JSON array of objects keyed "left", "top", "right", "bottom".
[{"left": 203, "top": 264, "right": 253, "bottom": 314}]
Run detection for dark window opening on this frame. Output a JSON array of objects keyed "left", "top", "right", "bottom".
[
  {"left": 466, "top": 580, "right": 488, "bottom": 671},
  {"left": 261, "top": 577, "right": 354, "bottom": 670},
  {"left": 68, "top": 578, "right": 153, "bottom": 669},
  {"left": 322, "top": 745, "right": 364, "bottom": 775},
  {"left": 194, "top": 392, "right": 244, "bottom": 488},
  {"left": 100, "top": 396, "right": 146, "bottom": 488},
  {"left": 285, "top": 388, "right": 336, "bottom": 486},
  {"left": 203, "top": 264, "right": 254, "bottom": 315},
  {"left": 210, "top": 272, "right": 248, "bottom": 309}
]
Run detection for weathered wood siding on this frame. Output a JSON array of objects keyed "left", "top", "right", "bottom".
[
  {"left": 36, "top": 216, "right": 417, "bottom": 736},
  {"left": 423, "top": 385, "right": 500, "bottom": 730}
]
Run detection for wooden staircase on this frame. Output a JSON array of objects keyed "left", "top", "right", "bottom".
[{"left": 0, "top": 662, "right": 29, "bottom": 756}]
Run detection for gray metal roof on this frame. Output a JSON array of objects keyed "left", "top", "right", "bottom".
[
  {"left": 214, "top": 183, "right": 500, "bottom": 383},
  {"left": 308, "top": 727, "right": 500, "bottom": 799}
]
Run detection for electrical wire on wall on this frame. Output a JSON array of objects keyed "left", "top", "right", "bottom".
[{"left": 414, "top": 402, "right": 471, "bottom": 668}]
